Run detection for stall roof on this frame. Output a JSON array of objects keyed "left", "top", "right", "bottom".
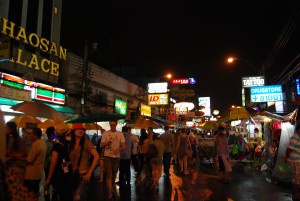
[{"left": 258, "top": 109, "right": 298, "bottom": 122}]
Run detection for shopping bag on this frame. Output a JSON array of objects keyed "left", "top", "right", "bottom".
[{"left": 232, "top": 140, "right": 239, "bottom": 156}]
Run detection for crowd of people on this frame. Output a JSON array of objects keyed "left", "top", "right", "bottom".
[
  {"left": 4, "top": 118, "right": 298, "bottom": 201},
  {"left": 3, "top": 119, "right": 207, "bottom": 201}
]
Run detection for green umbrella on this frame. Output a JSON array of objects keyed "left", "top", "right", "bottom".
[{"left": 66, "top": 113, "right": 124, "bottom": 123}]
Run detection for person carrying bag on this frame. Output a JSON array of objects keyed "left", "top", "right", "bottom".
[
  {"left": 44, "top": 123, "right": 73, "bottom": 201},
  {"left": 69, "top": 124, "right": 99, "bottom": 201}
]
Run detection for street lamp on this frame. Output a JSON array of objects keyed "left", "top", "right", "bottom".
[
  {"left": 155, "top": 73, "right": 172, "bottom": 82},
  {"left": 227, "top": 57, "right": 263, "bottom": 76}
]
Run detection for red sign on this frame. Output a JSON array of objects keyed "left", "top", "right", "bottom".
[{"left": 172, "top": 78, "right": 189, "bottom": 84}]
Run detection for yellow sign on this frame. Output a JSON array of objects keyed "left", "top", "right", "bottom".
[
  {"left": 0, "top": 17, "right": 68, "bottom": 77},
  {"left": 141, "top": 103, "right": 151, "bottom": 116},
  {"left": 148, "top": 94, "right": 169, "bottom": 105}
]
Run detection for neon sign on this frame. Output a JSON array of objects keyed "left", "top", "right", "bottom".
[{"left": 172, "top": 78, "right": 196, "bottom": 85}]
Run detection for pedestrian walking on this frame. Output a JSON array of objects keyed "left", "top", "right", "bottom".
[
  {"left": 44, "top": 126, "right": 55, "bottom": 201},
  {"left": 285, "top": 122, "right": 300, "bottom": 201},
  {"left": 172, "top": 129, "right": 180, "bottom": 167},
  {"left": 160, "top": 125, "right": 174, "bottom": 177},
  {"left": 44, "top": 123, "right": 73, "bottom": 201},
  {"left": 97, "top": 129, "right": 106, "bottom": 183},
  {"left": 101, "top": 120, "right": 125, "bottom": 200},
  {"left": 23, "top": 127, "right": 47, "bottom": 198},
  {"left": 69, "top": 123, "right": 100, "bottom": 201},
  {"left": 188, "top": 130, "right": 197, "bottom": 167},
  {"left": 128, "top": 126, "right": 139, "bottom": 172},
  {"left": 5, "top": 122, "right": 27, "bottom": 185},
  {"left": 118, "top": 126, "right": 132, "bottom": 186},
  {"left": 149, "top": 133, "right": 165, "bottom": 190},
  {"left": 176, "top": 128, "right": 191, "bottom": 175},
  {"left": 214, "top": 126, "right": 232, "bottom": 183},
  {"left": 136, "top": 128, "right": 150, "bottom": 180}
]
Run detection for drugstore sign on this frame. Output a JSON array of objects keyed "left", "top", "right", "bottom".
[{"left": 250, "top": 85, "right": 283, "bottom": 102}]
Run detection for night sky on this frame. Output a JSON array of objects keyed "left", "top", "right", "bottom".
[{"left": 60, "top": 1, "right": 300, "bottom": 113}]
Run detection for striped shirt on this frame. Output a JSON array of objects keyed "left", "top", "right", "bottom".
[{"left": 288, "top": 133, "right": 300, "bottom": 162}]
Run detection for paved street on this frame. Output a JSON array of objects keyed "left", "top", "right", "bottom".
[{"left": 83, "top": 159, "right": 292, "bottom": 201}]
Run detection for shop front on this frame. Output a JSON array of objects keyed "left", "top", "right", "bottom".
[{"left": 0, "top": 72, "right": 77, "bottom": 123}]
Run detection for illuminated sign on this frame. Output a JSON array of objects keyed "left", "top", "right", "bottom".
[
  {"left": 296, "top": 78, "right": 300, "bottom": 95},
  {"left": 174, "top": 102, "right": 195, "bottom": 111},
  {"left": 175, "top": 107, "right": 188, "bottom": 115},
  {"left": 148, "top": 82, "right": 168, "bottom": 93},
  {"left": 198, "top": 97, "right": 211, "bottom": 116},
  {"left": 242, "top": 76, "right": 265, "bottom": 88},
  {"left": 141, "top": 103, "right": 151, "bottom": 116},
  {"left": 0, "top": 17, "right": 68, "bottom": 77},
  {"left": 114, "top": 99, "right": 127, "bottom": 116},
  {"left": 148, "top": 94, "right": 169, "bottom": 105},
  {"left": 172, "top": 78, "right": 196, "bottom": 85},
  {"left": 250, "top": 85, "right": 283, "bottom": 102},
  {"left": 0, "top": 72, "right": 66, "bottom": 104}
]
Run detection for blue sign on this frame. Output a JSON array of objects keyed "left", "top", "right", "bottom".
[
  {"left": 296, "top": 78, "right": 300, "bottom": 96},
  {"left": 189, "top": 78, "right": 196, "bottom": 84},
  {"left": 250, "top": 85, "right": 283, "bottom": 102}
]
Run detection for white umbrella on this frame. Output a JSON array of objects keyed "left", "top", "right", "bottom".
[{"left": 10, "top": 101, "right": 63, "bottom": 121}]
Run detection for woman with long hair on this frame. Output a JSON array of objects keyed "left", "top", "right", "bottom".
[
  {"left": 69, "top": 123, "right": 99, "bottom": 201},
  {"left": 176, "top": 128, "right": 191, "bottom": 175},
  {"left": 136, "top": 128, "right": 149, "bottom": 180},
  {"left": 5, "top": 121, "right": 27, "bottom": 185},
  {"left": 149, "top": 133, "right": 165, "bottom": 191}
]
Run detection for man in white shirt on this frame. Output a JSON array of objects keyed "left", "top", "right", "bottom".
[
  {"left": 160, "top": 126, "right": 174, "bottom": 177},
  {"left": 101, "top": 120, "right": 125, "bottom": 200}
]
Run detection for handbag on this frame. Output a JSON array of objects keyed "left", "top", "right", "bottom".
[
  {"left": 71, "top": 147, "right": 83, "bottom": 189},
  {"left": 232, "top": 140, "right": 239, "bottom": 156}
]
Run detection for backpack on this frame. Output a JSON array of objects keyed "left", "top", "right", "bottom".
[{"left": 146, "top": 143, "right": 158, "bottom": 159}]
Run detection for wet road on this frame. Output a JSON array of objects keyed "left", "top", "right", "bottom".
[{"left": 84, "top": 160, "right": 293, "bottom": 201}]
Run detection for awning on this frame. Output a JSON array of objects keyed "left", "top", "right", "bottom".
[
  {"left": 0, "top": 97, "right": 22, "bottom": 106},
  {"left": 0, "top": 97, "right": 77, "bottom": 115},
  {"left": 45, "top": 103, "right": 77, "bottom": 114}
]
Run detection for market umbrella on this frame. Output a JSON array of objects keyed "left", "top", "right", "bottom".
[
  {"left": 8, "top": 114, "right": 42, "bottom": 128},
  {"left": 10, "top": 101, "right": 63, "bottom": 121},
  {"left": 37, "top": 119, "right": 63, "bottom": 129},
  {"left": 83, "top": 123, "right": 102, "bottom": 130},
  {"left": 133, "top": 116, "right": 160, "bottom": 129},
  {"left": 199, "top": 121, "right": 219, "bottom": 130},
  {"left": 219, "top": 106, "right": 252, "bottom": 122},
  {"left": 66, "top": 113, "right": 124, "bottom": 123}
]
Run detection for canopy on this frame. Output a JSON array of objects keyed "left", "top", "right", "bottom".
[
  {"left": 67, "top": 113, "right": 124, "bottom": 123},
  {"left": 133, "top": 116, "right": 160, "bottom": 129},
  {"left": 219, "top": 106, "right": 259, "bottom": 122},
  {"left": 199, "top": 121, "right": 219, "bottom": 130}
]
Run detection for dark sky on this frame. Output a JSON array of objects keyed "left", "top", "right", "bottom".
[{"left": 60, "top": 1, "right": 300, "bottom": 113}]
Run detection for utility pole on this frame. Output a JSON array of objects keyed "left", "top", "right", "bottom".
[{"left": 81, "top": 39, "right": 89, "bottom": 116}]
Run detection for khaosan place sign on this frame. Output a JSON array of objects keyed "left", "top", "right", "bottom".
[
  {"left": 250, "top": 85, "right": 283, "bottom": 102},
  {"left": 1, "top": 17, "right": 67, "bottom": 77},
  {"left": 242, "top": 76, "right": 265, "bottom": 88}
]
